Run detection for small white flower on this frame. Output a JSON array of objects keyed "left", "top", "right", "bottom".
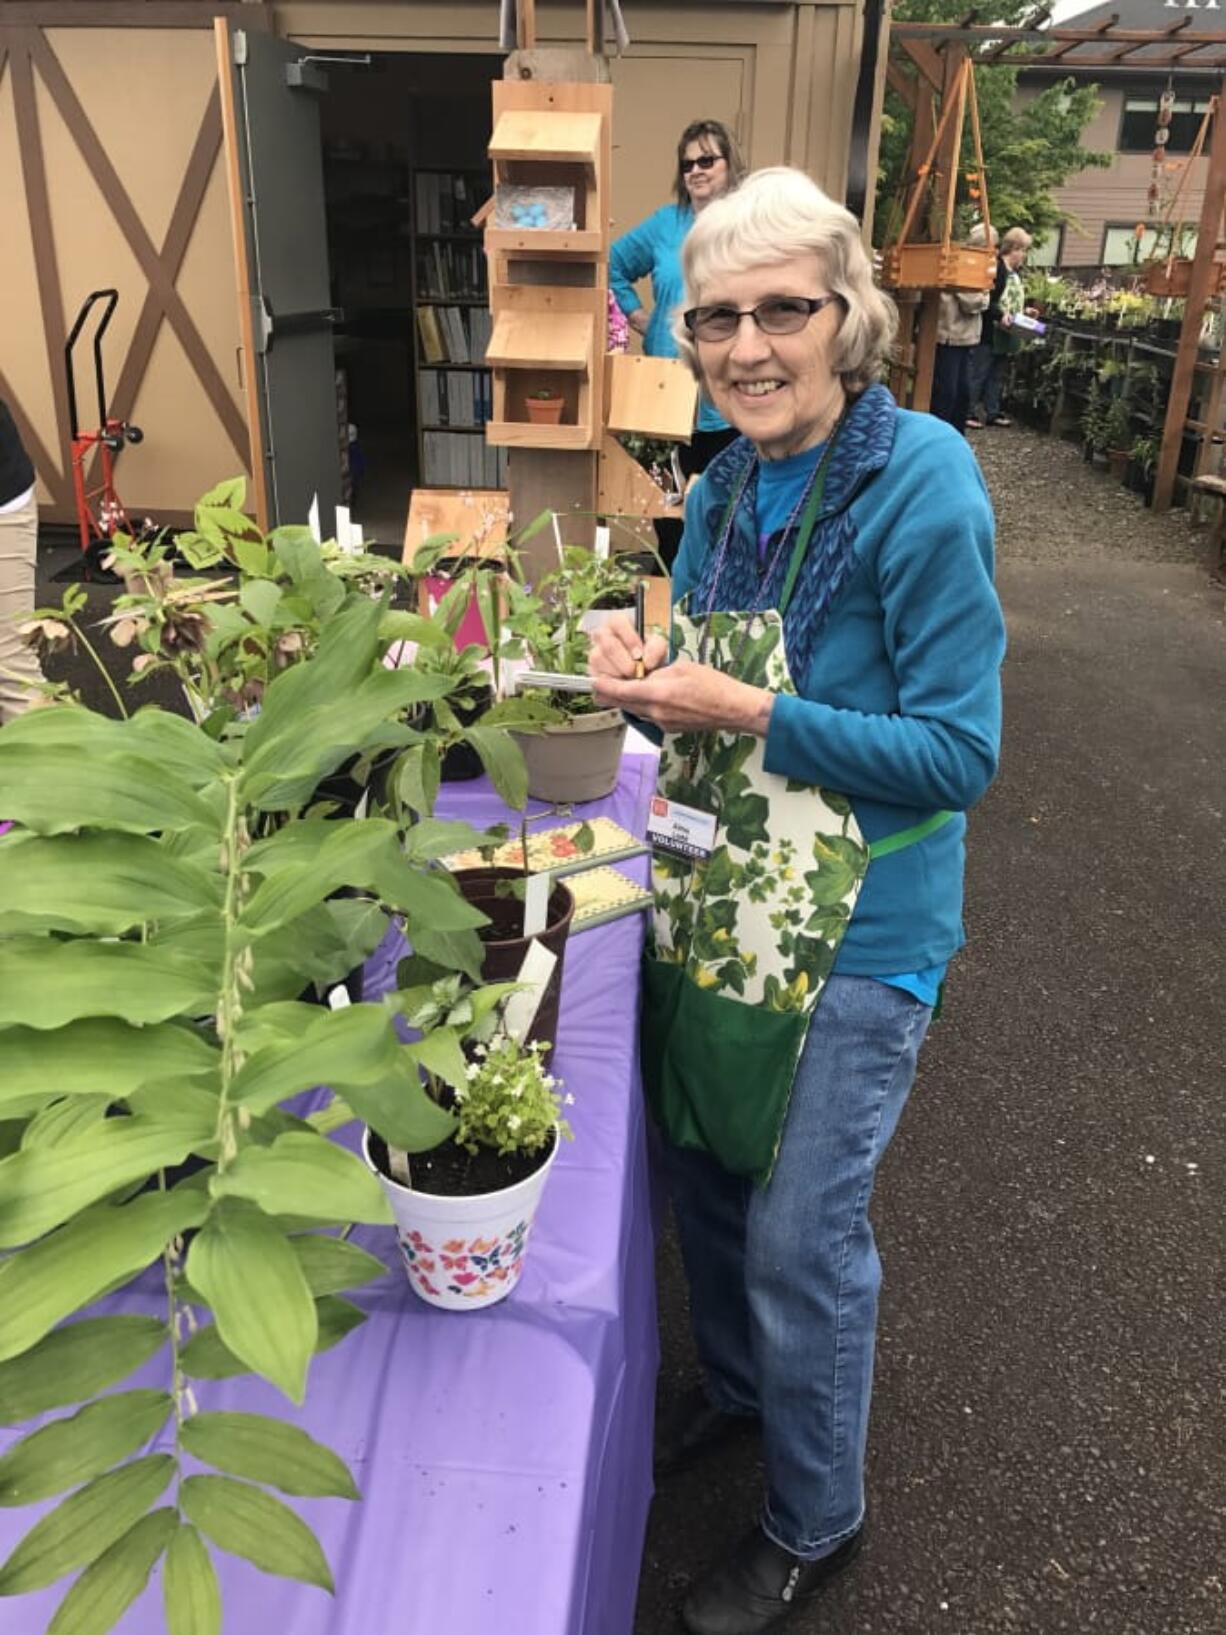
[
  {"left": 512, "top": 1084, "right": 523, "bottom": 1098},
  {"left": 507, "top": 1115, "right": 522, "bottom": 1133},
  {"left": 466, "top": 1063, "right": 480, "bottom": 1081},
  {"left": 564, "top": 1093, "right": 575, "bottom": 1105}
]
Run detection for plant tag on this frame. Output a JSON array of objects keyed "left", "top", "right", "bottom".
[
  {"left": 502, "top": 938, "right": 558, "bottom": 1043},
  {"left": 646, "top": 795, "right": 718, "bottom": 862},
  {"left": 594, "top": 524, "right": 611, "bottom": 560},
  {"left": 523, "top": 870, "right": 552, "bottom": 938},
  {"left": 388, "top": 1146, "right": 412, "bottom": 1186},
  {"left": 327, "top": 984, "right": 352, "bottom": 1010},
  {"left": 308, "top": 493, "right": 322, "bottom": 544},
  {"left": 335, "top": 504, "right": 352, "bottom": 553},
  {"left": 551, "top": 511, "right": 565, "bottom": 565}
]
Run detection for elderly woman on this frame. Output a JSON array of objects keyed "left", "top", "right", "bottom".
[{"left": 590, "top": 168, "right": 1005, "bottom": 1635}]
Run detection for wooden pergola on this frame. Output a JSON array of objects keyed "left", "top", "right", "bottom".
[{"left": 885, "top": 13, "right": 1226, "bottom": 511}]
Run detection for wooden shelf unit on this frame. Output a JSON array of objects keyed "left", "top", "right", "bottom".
[{"left": 482, "top": 81, "right": 612, "bottom": 456}]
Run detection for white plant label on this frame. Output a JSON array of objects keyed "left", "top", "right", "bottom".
[
  {"left": 523, "top": 870, "right": 552, "bottom": 938},
  {"left": 308, "top": 493, "right": 322, "bottom": 544},
  {"left": 335, "top": 504, "right": 351, "bottom": 552},
  {"left": 327, "top": 984, "right": 352, "bottom": 1010},
  {"left": 551, "top": 511, "right": 565, "bottom": 565},
  {"left": 502, "top": 938, "right": 558, "bottom": 1043},
  {"left": 594, "top": 524, "right": 611, "bottom": 560}
]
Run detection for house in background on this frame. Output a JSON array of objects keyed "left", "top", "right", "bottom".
[{"left": 1016, "top": 0, "right": 1222, "bottom": 269}]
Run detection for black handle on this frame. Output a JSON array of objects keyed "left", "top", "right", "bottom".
[{"left": 65, "top": 290, "right": 119, "bottom": 439}]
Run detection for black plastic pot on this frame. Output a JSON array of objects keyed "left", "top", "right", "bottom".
[
  {"left": 440, "top": 680, "right": 493, "bottom": 782},
  {"left": 452, "top": 867, "right": 575, "bottom": 1065}
]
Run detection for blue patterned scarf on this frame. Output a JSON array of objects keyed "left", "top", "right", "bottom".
[{"left": 691, "top": 383, "right": 898, "bottom": 682}]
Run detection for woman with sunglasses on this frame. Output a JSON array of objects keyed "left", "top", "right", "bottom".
[
  {"left": 610, "top": 120, "right": 746, "bottom": 556},
  {"left": 590, "top": 169, "right": 1004, "bottom": 1635}
]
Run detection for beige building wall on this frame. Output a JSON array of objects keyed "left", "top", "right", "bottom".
[
  {"left": 1017, "top": 80, "right": 1211, "bottom": 268},
  {"left": 3, "top": 0, "right": 870, "bottom": 521}
]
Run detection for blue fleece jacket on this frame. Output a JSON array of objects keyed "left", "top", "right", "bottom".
[
  {"left": 609, "top": 203, "right": 728, "bottom": 434},
  {"left": 669, "top": 388, "right": 1005, "bottom": 976}
]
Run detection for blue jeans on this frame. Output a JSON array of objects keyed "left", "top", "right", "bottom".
[
  {"left": 967, "top": 340, "right": 1002, "bottom": 421},
  {"left": 659, "top": 975, "right": 933, "bottom": 1559}
]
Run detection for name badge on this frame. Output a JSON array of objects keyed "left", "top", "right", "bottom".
[{"left": 647, "top": 796, "right": 718, "bottom": 862}]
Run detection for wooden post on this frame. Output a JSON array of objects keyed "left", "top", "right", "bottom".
[
  {"left": 912, "top": 47, "right": 966, "bottom": 413},
  {"left": 890, "top": 78, "right": 935, "bottom": 409},
  {"left": 1154, "top": 91, "right": 1226, "bottom": 511}
]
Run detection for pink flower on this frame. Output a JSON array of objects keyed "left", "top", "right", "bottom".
[{"left": 607, "top": 293, "right": 630, "bottom": 353}]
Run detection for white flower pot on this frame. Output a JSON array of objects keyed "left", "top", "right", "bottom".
[{"left": 362, "top": 1128, "right": 558, "bottom": 1311}]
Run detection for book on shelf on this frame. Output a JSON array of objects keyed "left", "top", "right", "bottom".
[
  {"left": 416, "top": 306, "right": 445, "bottom": 364},
  {"left": 422, "top": 431, "right": 508, "bottom": 489}
]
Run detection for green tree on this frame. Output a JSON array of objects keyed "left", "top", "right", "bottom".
[{"left": 875, "top": 0, "right": 1112, "bottom": 250}]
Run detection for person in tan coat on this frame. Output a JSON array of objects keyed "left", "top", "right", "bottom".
[
  {"left": 931, "top": 285, "right": 991, "bottom": 436},
  {"left": 0, "top": 399, "right": 45, "bottom": 724}
]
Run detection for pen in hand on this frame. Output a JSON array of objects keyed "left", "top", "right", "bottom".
[{"left": 634, "top": 580, "right": 646, "bottom": 680}]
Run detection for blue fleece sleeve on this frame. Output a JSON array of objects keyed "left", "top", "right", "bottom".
[
  {"left": 610, "top": 210, "right": 661, "bottom": 316},
  {"left": 764, "top": 444, "right": 1005, "bottom": 811}
]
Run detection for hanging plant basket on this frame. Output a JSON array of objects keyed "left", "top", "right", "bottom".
[
  {"left": 879, "top": 55, "right": 995, "bottom": 294},
  {"left": 881, "top": 243, "right": 995, "bottom": 293},
  {"left": 1142, "top": 258, "right": 1226, "bottom": 299}
]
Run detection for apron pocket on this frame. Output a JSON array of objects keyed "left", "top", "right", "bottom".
[{"left": 640, "top": 955, "right": 809, "bottom": 1181}]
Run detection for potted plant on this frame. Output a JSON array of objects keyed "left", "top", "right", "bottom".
[
  {"left": 525, "top": 386, "right": 565, "bottom": 426},
  {"left": 362, "top": 985, "right": 575, "bottom": 1311},
  {"left": 0, "top": 585, "right": 503, "bottom": 1633},
  {"left": 1103, "top": 395, "right": 1133, "bottom": 481},
  {"left": 501, "top": 544, "right": 647, "bottom": 804},
  {"left": 1127, "top": 435, "right": 1159, "bottom": 502}
]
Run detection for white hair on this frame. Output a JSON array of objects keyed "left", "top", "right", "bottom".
[{"left": 674, "top": 166, "right": 897, "bottom": 395}]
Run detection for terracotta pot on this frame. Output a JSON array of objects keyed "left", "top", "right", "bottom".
[
  {"left": 364, "top": 1126, "right": 559, "bottom": 1311},
  {"left": 525, "top": 395, "right": 564, "bottom": 425},
  {"left": 512, "top": 708, "right": 627, "bottom": 803}
]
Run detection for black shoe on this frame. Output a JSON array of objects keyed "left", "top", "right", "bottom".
[
  {"left": 654, "top": 1384, "right": 760, "bottom": 1480},
  {"left": 681, "top": 1522, "right": 864, "bottom": 1635}
]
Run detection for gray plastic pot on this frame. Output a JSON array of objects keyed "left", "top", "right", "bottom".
[{"left": 513, "top": 708, "right": 627, "bottom": 804}]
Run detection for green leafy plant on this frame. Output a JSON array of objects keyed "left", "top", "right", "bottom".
[
  {"left": 1103, "top": 394, "right": 1133, "bottom": 454},
  {"left": 99, "top": 478, "right": 413, "bottom": 725},
  {"left": 454, "top": 1038, "right": 572, "bottom": 1158},
  {"left": 1130, "top": 435, "right": 1159, "bottom": 478},
  {"left": 0, "top": 580, "right": 507, "bottom": 1632},
  {"left": 526, "top": 386, "right": 562, "bottom": 402}
]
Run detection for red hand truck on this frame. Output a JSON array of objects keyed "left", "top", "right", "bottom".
[{"left": 64, "top": 289, "right": 146, "bottom": 568}]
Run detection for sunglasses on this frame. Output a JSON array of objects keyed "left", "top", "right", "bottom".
[
  {"left": 680, "top": 153, "right": 722, "bottom": 175},
  {"left": 682, "top": 294, "right": 842, "bottom": 343}
]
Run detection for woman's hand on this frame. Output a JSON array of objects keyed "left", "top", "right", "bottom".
[
  {"left": 590, "top": 628, "right": 774, "bottom": 737},
  {"left": 628, "top": 309, "right": 650, "bottom": 337},
  {"left": 588, "top": 611, "right": 669, "bottom": 683}
]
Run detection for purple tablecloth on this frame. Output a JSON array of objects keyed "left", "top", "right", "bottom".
[{"left": 1, "top": 754, "right": 661, "bottom": 1635}]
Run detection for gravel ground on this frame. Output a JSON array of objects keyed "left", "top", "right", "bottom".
[{"left": 972, "top": 422, "right": 1207, "bottom": 567}]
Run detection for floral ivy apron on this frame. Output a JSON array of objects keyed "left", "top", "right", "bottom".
[{"left": 641, "top": 437, "right": 949, "bottom": 1183}]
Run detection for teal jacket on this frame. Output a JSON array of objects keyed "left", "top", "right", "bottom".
[
  {"left": 670, "top": 386, "right": 1005, "bottom": 976},
  {"left": 609, "top": 203, "right": 728, "bottom": 434}
]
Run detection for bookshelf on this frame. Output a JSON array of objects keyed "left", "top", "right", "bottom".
[{"left": 410, "top": 164, "right": 504, "bottom": 489}]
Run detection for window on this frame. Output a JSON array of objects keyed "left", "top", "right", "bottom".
[
  {"left": 1100, "top": 222, "right": 1199, "bottom": 266},
  {"left": 1027, "top": 228, "right": 1063, "bottom": 268},
  {"left": 1119, "top": 95, "right": 1213, "bottom": 154}
]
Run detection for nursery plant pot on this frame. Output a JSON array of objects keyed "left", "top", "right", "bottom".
[
  {"left": 512, "top": 708, "right": 627, "bottom": 804},
  {"left": 364, "top": 1126, "right": 559, "bottom": 1310},
  {"left": 452, "top": 866, "right": 575, "bottom": 1063},
  {"left": 1107, "top": 449, "right": 1130, "bottom": 482},
  {"left": 525, "top": 395, "right": 564, "bottom": 425}
]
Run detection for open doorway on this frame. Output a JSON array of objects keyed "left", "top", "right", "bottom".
[{"left": 319, "top": 52, "right": 502, "bottom": 547}]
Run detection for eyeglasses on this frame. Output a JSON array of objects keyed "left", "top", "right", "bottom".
[
  {"left": 680, "top": 154, "right": 722, "bottom": 175},
  {"left": 682, "top": 294, "right": 842, "bottom": 343}
]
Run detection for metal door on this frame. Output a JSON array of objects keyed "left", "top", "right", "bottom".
[{"left": 216, "top": 19, "right": 340, "bottom": 536}]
